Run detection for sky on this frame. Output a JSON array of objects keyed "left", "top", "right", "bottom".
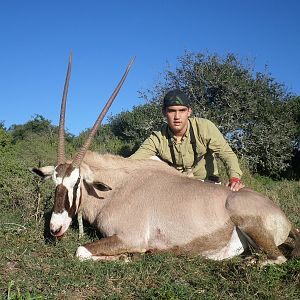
[{"left": 1, "top": 0, "right": 299, "bottom": 136}]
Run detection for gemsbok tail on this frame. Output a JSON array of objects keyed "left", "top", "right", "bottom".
[{"left": 290, "top": 226, "right": 300, "bottom": 257}]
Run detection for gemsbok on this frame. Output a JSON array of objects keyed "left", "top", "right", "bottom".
[{"left": 32, "top": 53, "right": 300, "bottom": 265}]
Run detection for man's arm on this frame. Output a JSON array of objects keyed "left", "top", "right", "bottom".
[
  {"left": 202, "top": 120, "right": 244, "bottom": 191},
  {"left": 130, "top": 134, "right": 159, "bottom": 159}
]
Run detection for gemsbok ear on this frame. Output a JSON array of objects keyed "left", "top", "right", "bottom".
[
  {"left": 31, "top": 166, "right": 55, "bottom": 180},
  {"left": 82, "top": 180, "right": 105, "bottom": 199},
  {"left": 92, "top": 181, "right": 112, "bottom": 192}
]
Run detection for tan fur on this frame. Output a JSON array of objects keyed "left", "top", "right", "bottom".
[
  {"left": 72, "top": 150, "right": 298, "bottom": 263},
  {"left": 167, "top": 223, "right": 234, "bottom": 255}
]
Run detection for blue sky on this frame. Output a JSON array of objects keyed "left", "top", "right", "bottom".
[{"left": 1, "top": 0, "right": 299, "bottom": 136}]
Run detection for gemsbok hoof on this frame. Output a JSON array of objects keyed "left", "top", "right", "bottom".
[
  {"left": 259, "top": 255, "right": 287, "bottom": 267},
  {"left": 76, "top": 246, "right": 93, "bottom": 261}
]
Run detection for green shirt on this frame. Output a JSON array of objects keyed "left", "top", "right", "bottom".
[{"left": 130, "top": 117, "right": 242, "bottom": 180}]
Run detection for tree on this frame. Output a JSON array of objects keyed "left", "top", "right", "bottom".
[
  {"left": 283, "top": 96, "right": 300, "bottom": 178},
  {"left": 290, "top": 96, "right": 300, "bottom": 147},
  {"left": 8, "top": 114, "right": 55, "bottom": 143},
  {"left": 0, "top": 121, "right": 12, "bottom": 148},
  {"left": 74, "top": 124, "right": 126, "bottom": 155},
  {"left": 109, "top": 103, "right": 163, "bottom": 155}
]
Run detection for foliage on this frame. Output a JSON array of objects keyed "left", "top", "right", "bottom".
[
  {"left": 6, "top": 280, "right": 44, "bottom": 300},
  {"left": 0, "top": 137, "right": 55, "bottom": 221},
  {"left": 240, "top": 99, "right": 296, "bottom": 177},
  {"left": 0, "top": 126, "right": 75, "bottom": 221},
  {"left": 74, "top": 124, "right": 131, "bottom": 156},
  {"left": 8, "top": 115, "right": 55, "bottom": 143},
  {"left": 8, "top": 114, "right": 74, "bottom": 145},
  {"left": 142, "top": 52, "right": 298, "bottom": 177},
  {"left": 109, "top": 103, "right": 164, "bottom": 155},
  {"left": 289, "top": 96, "right": 300, "bottom": 145},
  {"left": 284, "top": 96, "right": 300, "bottom": 178},
  {"left": 0, "top": 126, "right": 12, "bottom": 148}
]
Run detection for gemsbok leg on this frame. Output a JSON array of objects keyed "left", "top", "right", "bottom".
[
  {"left": 75, "top": 235, "right": 137, "bottom": 261},
  {"left": 226, "top": 189, "right": 293, "bottom": 265}
]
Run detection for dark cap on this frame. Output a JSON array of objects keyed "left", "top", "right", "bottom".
[{"left": 163, "top": 89, "right": 190, "bottom": 108}]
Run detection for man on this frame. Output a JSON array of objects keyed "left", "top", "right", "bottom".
[{"left": 130, "top": 89, "right": 244, "bottom": 191}]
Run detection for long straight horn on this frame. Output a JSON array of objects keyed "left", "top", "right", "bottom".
[
  {"left": 72, "top": 57, "right": 135, "bottom": 168},
  {"left": 57, "top": 51, "right": 72, "bottom": 165}
]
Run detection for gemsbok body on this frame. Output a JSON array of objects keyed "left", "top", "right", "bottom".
[{"left": 33, "top": 53, "right": 300, "bottom": 265}]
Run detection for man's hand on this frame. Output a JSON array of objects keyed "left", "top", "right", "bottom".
[{"left": 226, "top": 177, "right": 245, "bottom": 191}]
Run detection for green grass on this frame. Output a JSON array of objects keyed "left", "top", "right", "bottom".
[{"left": 1, "top": 179, "right": 300, "bottom": 299}]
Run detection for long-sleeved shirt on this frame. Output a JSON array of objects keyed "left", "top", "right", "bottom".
[{"left": 130, "top": 117, "right": 242, "bottom": 180}]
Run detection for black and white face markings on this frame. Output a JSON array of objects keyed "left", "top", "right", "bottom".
[{"left": 49, "top": 164, "right": 82, "bottom": 237}]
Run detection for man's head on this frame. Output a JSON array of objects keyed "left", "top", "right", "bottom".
[{"left": 162, "top": 89, "right": 192, "bottom": 137}]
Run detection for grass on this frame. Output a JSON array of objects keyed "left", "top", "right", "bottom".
[{"left": 1, "top": 179, "right": 300, "bottom": 299}]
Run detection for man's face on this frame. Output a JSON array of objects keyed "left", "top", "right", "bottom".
[{"left": 163, "top": 105, "right": 192, "bottom": 135}]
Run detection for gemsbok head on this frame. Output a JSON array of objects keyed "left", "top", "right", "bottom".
[{"left": 33, "top": 53, "right": 134, "bottom": 238}]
